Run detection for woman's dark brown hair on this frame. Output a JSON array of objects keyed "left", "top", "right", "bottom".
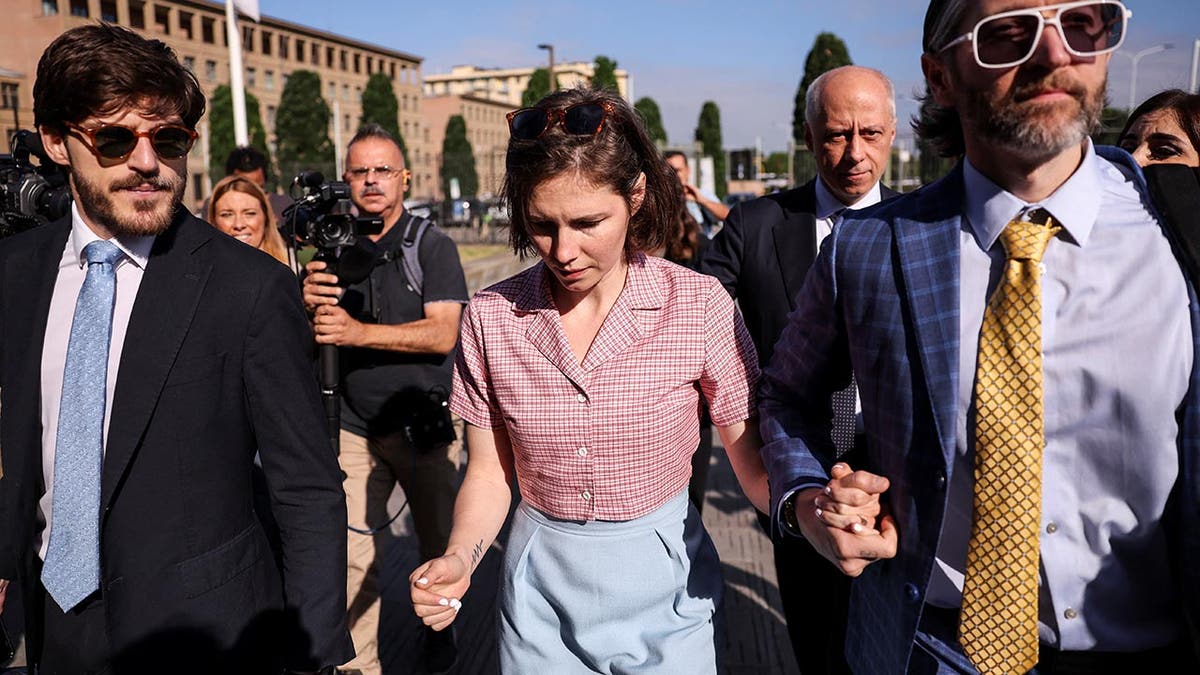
[
  {"left": 503, "top": 87, "right": 677, "bottom": 258},
  {"left": 34, "top": 23, "right": 205, "bottom": 133},
  {"left": 1119, "top": 89, "right": 1200, "bottom": 160}
]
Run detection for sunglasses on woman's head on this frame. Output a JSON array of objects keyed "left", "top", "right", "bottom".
[
  {"left": 67, "top": 122, "right": 198, "bottom": 160},
  {"left": 507, "top": 101, "right": 616, "bottom": 141}
]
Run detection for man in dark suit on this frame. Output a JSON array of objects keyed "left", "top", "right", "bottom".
[
  {"left": 0, "top": 24, "right": 353, "bottom": 674},
  {"left": 701, "top": 64, "right": 897, "bottom": 674},
  {"left": 762, "top": 1, "right": 1200, "bottom": 673}
]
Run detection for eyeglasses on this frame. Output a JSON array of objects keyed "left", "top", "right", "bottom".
[
  {"left": 67, "top": 122, "right": 198, "bottom": 160},
  {"left": 506, "top": 101, "right": 615, "bottom": 141},
  {"left": 345, "top": 165, "right": 411, "bottom": 182},
  {"left": 939, "top": 0, "right": 1131, "bottom": 69}
]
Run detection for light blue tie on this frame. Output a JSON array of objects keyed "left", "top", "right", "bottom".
[{"left": 42, "top": 239, "right": 124, "bottom": 612}]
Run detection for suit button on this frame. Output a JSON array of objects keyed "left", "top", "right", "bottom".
[
  {"left": 935, "top": 471, "right": 947, "bottom": 490},
  {"left": 904, "top": 583, "right": 920, "bottom": 603}
]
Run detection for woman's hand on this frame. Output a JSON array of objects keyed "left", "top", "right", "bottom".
[{"left": 410, "top": 550, "right": 473, "bottom": 631}]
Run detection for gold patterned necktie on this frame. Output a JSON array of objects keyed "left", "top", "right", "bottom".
[{"left": 960, "top": 211, "right": 1060, "bottom": 675}]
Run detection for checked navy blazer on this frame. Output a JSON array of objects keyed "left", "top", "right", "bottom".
[{"left": 758, "top": 147, "right": 1200, "bottom": 674}]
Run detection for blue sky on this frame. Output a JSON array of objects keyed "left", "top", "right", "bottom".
[{"left": 258, "top": 0, "right": 1199, "bottom": 154}]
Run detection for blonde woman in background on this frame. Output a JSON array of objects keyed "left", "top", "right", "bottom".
[{"left": 207, "top": 174, "right": 291, "bottom": 267}]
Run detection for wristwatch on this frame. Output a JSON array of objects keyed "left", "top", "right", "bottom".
[{"left": 781, "top": 489, "right": 805, "bottom": 538}]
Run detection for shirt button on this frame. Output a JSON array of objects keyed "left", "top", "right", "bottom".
[
  {"left": 577, "top": 446, "right": 588, "bottom": 457},
  {"left": 581, "top": 490, "right": 592, "bottom": 501},
  {"left": 1046, "top": 522, "right": 1058, "bottom": 534},
  {"left": 576, "top": 393, "right": 587, "bottom": 403},
  {"left": 1064, "top": 608, "right": 1077, "bottom": 620},
  {"left": 1038, "top": 262, "right": 1047, "bottom": 276}
]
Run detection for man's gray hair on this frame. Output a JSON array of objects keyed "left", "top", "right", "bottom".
[
  {"left": 804, "top": 66, "right": 897, "bottom": 127},
  {"left": 346, "top": 122, "right": 405, "bottom": 161}
]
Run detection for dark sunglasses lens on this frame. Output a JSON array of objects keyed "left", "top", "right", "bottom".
[
  {"left": 152, "top": 127, "right": 194, "bottom": 158},
  {"left": 1061, "top": 3, "right": 1124, "bottom": 53},
  {"left": 976, "top": 14, "right": 1041, "bottom": 65},
  {"left": 510, "top": 109, "right": 549, "bottom": 140},
  {"left": 91, "top": 126, "right": 138, "bottom": 158},
  {"left": 563, "top": 104, "right": 607, "bottom": 135}
]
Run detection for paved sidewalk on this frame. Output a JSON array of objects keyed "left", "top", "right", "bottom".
[{"left": 375, "top": 434, "right": 801, "bottom": 675}]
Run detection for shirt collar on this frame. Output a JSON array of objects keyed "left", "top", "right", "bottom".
[
  {"left": 69, "top": 201, "right": 155, "bottom": 270},
  {"left": 962, "top": 139, "right": 1101, "bottom": 252},
  {"left": 814, "top": 177, "right": 883, "bottom": 220}
]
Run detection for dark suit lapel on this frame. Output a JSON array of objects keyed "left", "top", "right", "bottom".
[
  {"left": 893, "top": 177, "right": 963, "bottom": 465},
  {"left": 102, "top": 213, "right": 213, "bottom": 511},
  {"left": 773, "top": 181, "right": 818, "bottom": 309},
  {"left": 4, "top": 221, "right": 71, "bottom": 486}
]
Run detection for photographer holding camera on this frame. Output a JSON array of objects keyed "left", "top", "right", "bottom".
[{"left": 302, "top": 124, "right": 468, "bottom": 675}]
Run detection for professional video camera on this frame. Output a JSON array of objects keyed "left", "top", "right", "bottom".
[
  {"left": 282, "top": 170, "right": 383, "bottom": 252},
  {"left": 283, "top": 170, "right": 386, "bottom": 452},
  {"left": 0, "top": 130, "right": 72, "bottom": 238}
]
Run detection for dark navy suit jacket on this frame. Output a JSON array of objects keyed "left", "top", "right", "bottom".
[{"left": 759, "top": 148, "right": 1200, "bottom": 673}]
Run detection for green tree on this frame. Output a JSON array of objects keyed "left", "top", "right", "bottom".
[
  {"left": 792, "top": 32, "right": 853, "bottom": 145},
  {"left": 634, "top": 97, "right": 667, "bottom": 145},
  {"left": 359, "top": 71, "right": 411, "bottom": 168},
  {"left": 207, "top": 85, "right": 270, "bottom": 184},
  {"left": 441, "top": 114, "right": 479, "bottom": 199},
  {"left": 1092, "top": 105, "right": 1129, "bottom": 146},
  {"left": 592, "top": 55, "right": 619, "bottom": 92},
  {"left": 763, "top": 151, "right": 789, "bottom": 176},
  {"left": 522, "top": 67, "right": 556, "bottom": 107},
  {"left": 274, "top": 70, "right": 334, "bottom": 182},
  {"left": 694, "top": 101, "right": 727, "bottom": 200}
]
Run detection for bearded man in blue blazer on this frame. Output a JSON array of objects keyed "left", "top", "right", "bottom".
[{"left": 760, "top": 1, "right": 1200, "bottom": 673}]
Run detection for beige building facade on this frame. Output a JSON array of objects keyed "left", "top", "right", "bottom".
[
  {"left": 0, "top": 0, "right": 436, "bottom": 209},
  {"left": 424, "top": 62, "right": 631, "bottom": 108},
  {"left": 423, "top": 94, "right": 510, "bottom": 202}
]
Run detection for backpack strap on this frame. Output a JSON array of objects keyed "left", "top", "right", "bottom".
[{"left": 379, "top": 213, "right": 432, "bottom": 295}]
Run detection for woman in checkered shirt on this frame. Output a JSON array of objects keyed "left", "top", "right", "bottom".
[{"left": 410, "top": 87, "right": 770, "bottom": 673}]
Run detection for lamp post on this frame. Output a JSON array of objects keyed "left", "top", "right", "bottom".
[
  {"left": 1115, "top": 43, "right": 1174, "bottom": 111},
  {"left": 537, "top": 43, "right": 555, "bottom": 92},
  {"left": 1190, "top": 38, "right": 1199, "bottom": 94}
]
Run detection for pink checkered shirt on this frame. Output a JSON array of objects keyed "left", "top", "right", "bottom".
[{"left": 451, "top": 253, "right": 759, "bottom": 521}]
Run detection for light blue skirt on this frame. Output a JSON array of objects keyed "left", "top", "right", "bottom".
[{"left": 499, "top": 489, "right": 724, "bottom": 674}]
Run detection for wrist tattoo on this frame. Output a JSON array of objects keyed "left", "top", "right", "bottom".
[{"left": 470, "top": 539, "right": 484, "bottom": 570}]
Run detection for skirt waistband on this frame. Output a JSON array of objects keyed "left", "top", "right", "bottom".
[{"left": 517, "top": 489, "right": 691, "bottom": 537}]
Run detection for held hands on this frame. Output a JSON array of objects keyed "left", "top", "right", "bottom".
[
  {"left": 797, "top": 463, "right": 898, "bottom": 577},
  {"left": 302, "top": 260, "right": 364, "bottom": 346},
  {"left": 410, "top": 550, "right": 472, "bottom": 632}
]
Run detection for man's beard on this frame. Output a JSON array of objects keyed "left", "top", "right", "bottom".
[
  {"left": 963, "top": 73, "right": 1105, "bottom": 160},
  {"left": 72, "top": 169, "right": 184, "bottom": 237}
]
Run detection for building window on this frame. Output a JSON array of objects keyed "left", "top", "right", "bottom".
[
  {"left": 279, "top": 35, "right": 289, "bottom": 60},
  {"left": 41, "top": 0, "right": 58, "bottom": 16},
  {"left": 400, "top": 64, "right": 407, "bottom": 84},
  {"left": 1, "top": 83, "right": 18, "bottom": 110},
  {"left": 390, "top": 62, "right": 397, "bottom": 80},
  {"left": 205, "top": 59, "right": 217, "bottom": 82},
  {"left": 367, "top": 56, "right": 374, "bottom": 73},
  {"left": 326, "top": 47, "right": 334, "bottom": 69},
  {"left": 154, "top": 5, "right": 169, "bottom": 34},
  {"left": 342, "top": 84, "right": 349, "bottom": 102},
  {"left": 282, "top": 73, "right": 289, "bottom": 87},
  {"left": 353, "top": 53, "right": 361, "bottom": 74},
  {"left": 69, "top": 0, "right": 88, "bottom": 17},
  {"left": 401, "top": 94, "right": 407, "bottom": 111},
  {"left": 100, "top": 0, "right": 117, "bottom": 22},
  {"left": 201, "top": 16, "right": 214, "bottom": 43},
  {"left": 339, "top": 50, "right": 347, "bottom": 72},
  {"left": 344, "top": 114, "right": 350, "bottom": 132},
  {"left": 128, "top": 0, "right": 144, "bottom": 27},
  {"left": 264, "top": 70, "right": 274, "bottom": 91},
  {"left": 310, "top": 42, "right": 319, "bottom": 66},
  {"left": 192, "top": 173, "right": 204, "bottom": 201},
  {"left": 267, "top": 105, "right": 276, "bottom": 129},
  {"left": 261, "top": 31, "right": 272, "bottom": 56},
  {"left": 182, "top": 56, "right": 195, "bottom": 72},
  {"left": 178, "top": 11, "right": 193, "bottom": 40},
  {"left": 246, "top": 67, "right": 256, "bottom": 88},
  {"left": 242, "top": 26, "right": 253, "bottom": 52},
  {"left": 327, "top": 82, "right": 335, "bottom": 99}
]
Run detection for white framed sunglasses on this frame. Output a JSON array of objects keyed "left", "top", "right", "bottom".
[{"left": 939, "top": 0, "right": 1132, "bottom": 69}]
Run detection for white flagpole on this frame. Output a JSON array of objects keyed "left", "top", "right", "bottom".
[{"left": 226, "top": 0, "right": 249, "bottom": 146}]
